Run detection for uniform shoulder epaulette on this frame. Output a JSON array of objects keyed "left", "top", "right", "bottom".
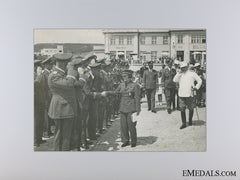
[{"left": 52, "top": 71, "right": 58, "bottom": 74}]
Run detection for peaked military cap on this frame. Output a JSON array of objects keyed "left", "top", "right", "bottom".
[
  {"left": 104, "top": 60, "right": 111, "bottom": 66},
  {"left": 89, "top": 62, "right": 101, "bottom": 68},
  {"left": 97, "top": 58, "right": 106, "bottom": 64},
  {"left": 34, "top": 59, "right": 42, "bottom": 65},
  {"left": 147, "top": 60, "right": 154, "bottom": 64},
  {"left": 53, "top": 53, "right": 73, "bottom": 61},
  {"left": 84, "top": 54, "right": 97, "bottom": 61},
  {"left": 71, "top": 57, "right": 84, "bottom": 66},
  {"left": 122, "top": 69, "right": 133, "bottom": 76},
  {"left": 41, "top": 56, "right": 53, "bottom": 65}
]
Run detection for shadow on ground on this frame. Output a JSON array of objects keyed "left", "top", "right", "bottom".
[
  {"left": 192, "top": 120, "right": 206, "bottom": 126},
  {"left": 137, "top": 136, "right": 158, "bottom": 146}
]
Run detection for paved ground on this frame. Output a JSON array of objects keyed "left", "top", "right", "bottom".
[{"left": 35, "top": 99, "right": 206, "bottom": 152}]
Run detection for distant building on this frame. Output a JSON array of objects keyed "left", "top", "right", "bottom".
[
  {"left": 170, "top": 29, "right": 206, "bottom": 65},
  {"left": 93, "top": 45, "right": 105, "bottom": 59},
  {"left": 103, "top": 29, "right": 206, "bottom": 65},
  {"left": 40, "top": 45, "right": 63, "bottom": 56}
]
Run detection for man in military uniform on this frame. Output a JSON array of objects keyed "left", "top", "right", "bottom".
[
  {"left": 97, "top": 58, "right": 108, "bottom": 134},
  {"left": 194, "top": 63, "right": 205, "bottom": 107},
  {"left": 161, "top": 59, "right": 176, "bottom": 114},
  {"left": 114, "top": 70, "right": 141, "bottom": 147},
  {"left": 86, "top": 55, "right": 103, "bottom": 140},
  {"left": 41, "top": 57, "right": 54, "bottom": 138},
  {"left": 102, "top": 60, "right": 114, "bottom": 127},
  {"left": 73, "top": 55, "right": 97, "bottom": 149},
  {"left": 34, "top": 60, "right": 46, "bottom": 147},
  {"left": 48, "top": 53, "right": 78, "bottom": 151},
  {"left": 143, "top": 61, "right": 159, "bottom": 113},
  {"left": 67, "top": 57, "right": 86, "bottom": 151}
]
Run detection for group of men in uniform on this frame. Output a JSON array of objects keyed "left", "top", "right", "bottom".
[
  {"left": 34, "top": 52, "right": 206, "bottom": 150},
  {"left": 34, "top": 53, "right": 135, "bottom": 151},
  {"left": 139, "top": 58, "right": 205, "bottom": 129}
]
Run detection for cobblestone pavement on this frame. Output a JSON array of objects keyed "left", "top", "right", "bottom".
[{"left": 35, "top": 100, "right": 206, "bottom": 152}]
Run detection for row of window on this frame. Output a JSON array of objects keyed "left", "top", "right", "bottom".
[
  {"left": 110, "top": 36, "right": 133, "bottom": 45},
  {"left": 176, "top": 34, "right": 206, "bottom": 44},
  {"left": 109, "top": 34, "right": 206, "bottom": 45}
]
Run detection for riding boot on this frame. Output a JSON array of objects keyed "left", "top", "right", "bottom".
[
  {"left": 189, "top": 109, "right": 194, "bottom": 126},
  {"left": 180, "top": 111, "right": 187, "bottom": 129}
]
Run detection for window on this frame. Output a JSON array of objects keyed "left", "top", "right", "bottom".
[
  {"left": 191, "top": 34, "right": 206, "bottom": 44},
  {"left": 140, "top": 55, "right": 146, "bottom": 62},
  {"left": 127, "top": 36, "right": 132, "bottom": 45},
  {"left": 140, "top": 51, "right": 146, "bottom": 62},
  {"left": 110, "top": 37, "right": 115, "bottom": 45},
  {"left": 119, "top": 36, "right": 124, "bottom": 45},
  {"left": 126, "top": 51, "right": 133, "bottom": 60},
  {"left": 176, "top": 51, "right": 184, "bottom": 61},
  {"left": 197, "top": 35, "right": 201, "bottom": 43},
  {"left": 151, "top": 51, "right": 157, "bottom": 61},
  {"left": 202, "top": 35, "right": 206, "bottom": 43},
  {"left": 110, "top": 51, "right": 116, "bottom": 59},
  {"left": 152, "top": 36, "right": 157, "bottom": 44},
  {"left": 177, "top": 35, "right": 183, "bottom": 44},
  {"left": 140, "top": 37, "right": 145, "bottom": 44},
  {"left": 163, "top": 36, "right": 168, "bottom": 44}
]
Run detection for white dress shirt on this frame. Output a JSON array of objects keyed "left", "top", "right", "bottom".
[{"left": 173, "top": 70, "right": 202, "bottom": 97}]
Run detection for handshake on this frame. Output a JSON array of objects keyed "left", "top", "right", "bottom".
[{"left": 100, "top": 91, "right": 115, "bottom": 97}]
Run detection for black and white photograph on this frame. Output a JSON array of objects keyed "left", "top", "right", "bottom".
[
  {"left": 34, "top": 29, "right": 206, "bottom": 151},
  {"left": 2, "top": 0, "right": 240, "bottom": 179}
]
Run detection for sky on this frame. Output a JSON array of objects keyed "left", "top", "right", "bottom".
[{"left": 34, "top": 29, "right": 104, "bottom": 44}]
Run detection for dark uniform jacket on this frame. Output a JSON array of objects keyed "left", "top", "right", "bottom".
[
  {"left": 115, "top": 81, "right": 141, "bottom": 113},
  {"left": 34, "top": 72, "right": 45, "bottom": 107},
  {"left": 161, "top": 67, "right": 176, "bottom": 89},
  {"left": 42, "top": 69, "right": 52, "bottom": 106},
  {"left": 48, "top": 66, "right": 77, "bottom": 119},
  {"left": 143, "top": 69, "right": 159, "bottom": 89}
]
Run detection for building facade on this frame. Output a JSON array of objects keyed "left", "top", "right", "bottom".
[
  {"left": 103, "top": 29, "right": 206, "bottom": 65},
  {"left": 40, "top": 45, "right": 63, "bottom": 56},
  {"left": 93, "top": 45, "right": 105, "bottom": 59}
]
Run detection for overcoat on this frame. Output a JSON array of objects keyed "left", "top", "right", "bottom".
[{"left": 48, "top": 67, "right": 77, "bottom": 119}]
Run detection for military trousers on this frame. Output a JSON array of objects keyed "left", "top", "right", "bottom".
[
  {"left": 146, "top": 88, "right": 156, "bottom": 110},
  {"left": 43, "top": 104, "right": 54, "bottom": 137},
  {"left": 81, "top": 107, "right": 89, "bottom": 144},
  {"left": 71, "top": 112, "right": 82, "bottom": 149},
  {"left": 54, "top": 118, "right": 73, "bottom": 151},
  {"left": 120, "top": 112, "right": 137, "bottom": 145},
  {"left": 34, "top": 104, "right": 44, "bottom": 145},
  {"left": 88, "top": 99, "right": 98, "bottom": 140},
  {"left": 164, "top": 88, "right": 175, "bottom": 110},
  {"left": 97, "top": 98, "right": 106, "bottom": 132}
]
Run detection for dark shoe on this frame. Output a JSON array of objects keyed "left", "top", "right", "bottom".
[
  {"left": 189, "top": 121, "right": 192, "bottom": 126},
  {"left": 86, "top": 140, "right": 93, "bottom": 145},
  {"left": 180, "top": 124, "right": 187, "bottom": 129},
  {"left": 72, "top": 147, "right": 80, "bottom": 151},
  {"left": 167, "top": 109, "right": 171, "bottom": 114},
  {"left": 121, "top": 142, "right": 130, "bottom": 147},
  {"left": 148, "top": 109, "right": 151, "bottom": 111},
  {"left": 151, "top": 110, "right": 156, "bottom": 113},
  {"left": 81, "top": 144, "right": 89, "bottom": 149},
  {"left": 34, "top": 143, "right": 40, "bottom": 147},
  {"left": 39, "top": 139, "right": 46, "bottom": 144},
  {"left": 131, "top": 144, "right": 136, "bottom": 147}
]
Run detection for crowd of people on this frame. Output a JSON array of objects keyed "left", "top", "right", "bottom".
[{"left": 34, "top": 53, "right": 206, "bottom": 151}]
